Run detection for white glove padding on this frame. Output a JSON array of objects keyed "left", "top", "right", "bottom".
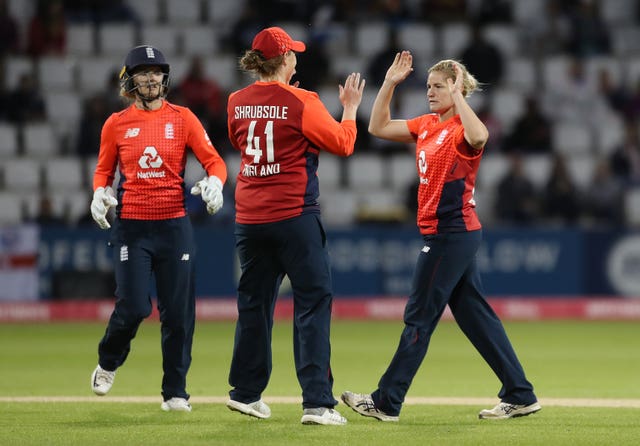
[
  {"left": 190, "top": 175, "right": 223, "bottom": 215},
  {"left": 90, "top": 186, "right": 118, "bottom": 229}
]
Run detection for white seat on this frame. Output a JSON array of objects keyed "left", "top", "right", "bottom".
[
  {"left": 585, "top": 56, "right": 623, "bottom": 87},
  {"left": 503, "top": 57, "right": 537, "bottom": 92},
  {"left": 347, "top": 154, "right": 384, "bottom": 189},
  {"left": 140, "top": 25, "right": 180, "bottom": 56},
  {"left": 477, "top": 153, "right": 509, "bottom": 191},
  {"left": 3, "top": 158, "right": 42, "bottom": 191},
  {"left": 4, "top": 56, "right": 34, "bottom": 89},
  {"left": 184, "top": 154, "right": 207, "bottom": 188},
  {"left": 397, "top": 23, "right": 436, "bottom": 60},
  {"left": 207, "top": 0, "right": 247, "bottom": 25},
  {"left": 398, "top": 87, "right": 428, "bottom": 119},
  {"left": 126, "top": 0, "right": 161, "bottom": 24},
  {"left": 601, "top": 0, "right": 636, "bottom": 25},
  {"left": 388, "top": 153, "right": 416, "bottom": 190},
  {"left": 566, "top": 156, "right": 596, "bottom": 190},
  {"left": 67, "top": 23, "right": 95, "bottom": 56},
  {"left": 0, "top": 123, "right": 19, "bottom": 157},
  {"left": 355, "top": 22, "right": 389, "bottom": 59},
  {"left": 484, "top": 24, "right": 520, "bottom": 57},
  {"left": 50, "top": 190, "right": 91, "bottom": 223},
  {"left": 166, "top": 0, "right": 202, "bottom": 24},
  {"left": 522, "top": 154, "right": 552, "bottom": 189},
  {"left": 316, "top": 85, "right": 342, "bottom": 118},
  {"left": 182, "top": 26, "right": 219, "bottom": 55},
  {"left": 45, "top": 92, "right": 82, "bottom": 123},
  {"left": 512, "top": 0, "right": 546, "bottom": 25},
  {"left": 611, "top": 26, "right": 640, "bottom": 57},
  {"left": 330, "top": 53, "right": 367, "bottom": 83},
  {"left": 596, "top": 114, "right": 625, "bottom": 155},
  {"left": 78, "top": 56, "right": 122, "bottom": 94},
  {"left": 322, "top": 22, "right": 352, "bottom": 57},
  {"left": 552, "top": 121, "right": 594, "bottom": 157},
  {"left": 0, "top": 192, "right": 24, "bottom": 225},
  {"left": 317, "top": 154, "right": 343, "bottom": 187},
  {"left": 44, "top": 158, "right": 84, "bottom": 192},
  {"left": 23, "top": 123, "right": 58, "bottom": 157},
  {"left": 541, "top": 55, "right": 573, "bottom": 92},
  {"left": 38, "top": 56, "right": 76, "bottom": 91},
  {"left": 491, "top": 87, "right": 525, "bottom": 131},
  {"left": 441, "top": 23, "right": 471, "bottom": 58},
  {"left": 203, "top": 54, "right": 237, "bottom": 91},
  {"left": 318, "top": 188, "right": 356, "bottom": 227},
  {"left": 98, "top": 23, "right": 136, "bottom": 56},
  {"left": 624, "top": 187, "right": 640, "bottom": 227}
]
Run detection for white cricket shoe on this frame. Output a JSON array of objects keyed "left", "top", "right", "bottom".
[
  {"left": 341, "top": 391, "right": 399, "bottom": 422},
  {"left": 301, "top": 407, "right": 347, "bottom": 425},
  {"left": 161, "top": 397, "right": 192, "bottom": 412},
  {"left": 226, "top": 399, "right": 271, "bottom": 419},
  {"left": 91, "top": 365, "right": 115, "bottom": 396},
  {"left": 478, "top": 401, "right": 541, "bottom": 419}
]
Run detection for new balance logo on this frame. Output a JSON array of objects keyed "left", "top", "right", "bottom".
[
  {"left": 181, "top": 254, "right": 190, "bottom": 261},
  {"left": 124, "top": 128, "right": 140, "bottom": 138},
  {"left": 421, "top": 246, "right": 430, "bottom": 253}
]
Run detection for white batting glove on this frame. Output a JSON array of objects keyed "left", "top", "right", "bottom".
[
  {"left": 190, "top": 175, "right": 223, "bottom": 215},
  {"left": 90, "top": 186, "right": 118, "bottom": 229}
]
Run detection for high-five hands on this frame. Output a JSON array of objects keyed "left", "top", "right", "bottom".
[
  {"left": 385, "top": 51, "right": 414, "bottom": 86},
  {"left": 339, "top": 72, "right": 366, "bottom": 108},
  {"left": 191, "top": 175, "right": 224, "bottom": 215},
  {"left": 91, "top": 186, "right": 118, "bottom": 229}
]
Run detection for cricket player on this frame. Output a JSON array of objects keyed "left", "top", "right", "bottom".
[{"left": 89, "top": 45, "right": 227, "bottom": 412}]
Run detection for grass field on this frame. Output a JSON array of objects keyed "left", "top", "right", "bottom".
[{"left": 1, "top": 320, "right": 639, "bottom": 445}]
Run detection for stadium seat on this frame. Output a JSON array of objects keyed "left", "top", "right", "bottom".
[
  {"left": 126, "top": 0, "right": 161, "bottom": 24},
  {"left": 397, "top": 23, "right": 436, "bottom": 61},
  {"left": 552, "top": 121, "right": 594, "bottom": 157},
  {"left": 503, "top": 57, "right": 537, "bottom": 93},
  {"left": 50, "top": 190, "right": 91, "bottom": 223},
  {"left": 98, "top": 23, "right": 136, "bottom": 56},
  {"left": 166, "top": 0, "right": 203, "bottom": 24},
  {"left": 317, "top": 154, "right": 344, "bottom": 187},
  {"left": 477, "top": 153, "right": 509, "bottom": 191},
  {"left": 355, "top": 22, "right": 390, "bottom": 59},
  {"left": 203, "top": 54, "right": 237, "bottom": 91},
  {"left": 522, "top": 154, "right": 552, "bottom": 189},
  {"left": 441, "top": 23, "right": 471, "bottom": 59},
  {"left": 67, "top": 23, "right": 95, "bottom": 56},
  {"left": 182, "top": 26, "right": 219, "bottom": 56},
  {"left": 44, "top": 158, "right": 84, "bottom": 192},
  {"left": 318, "top": 188, "right": 356, "bottom": 226},
  {"left": 44, "top": 92, "right": 82, "bottom": 124},
  {"left": 183, "top": 154, "right": 208, "bottom": 189},
  {"left": 512, "top": 0, "right": 547, "bottom": 25},
  {"left": 0, "top": 123, "right": 20, "bottom": 158},
  {"left": 3, "top": 158, "right": 42, "bottom": 192},
  {"left": 491, "top": 87, "right": 525, "bottom": 131},
  {"left": 398, "top": 87, "right": 429, "bottom": 119},
  {"left": 207, "top": 0, "right": 247, "bottom": 25},
  {"left": 140, "top": 25, "right": 180, "bottom": 56},
  {"left": 484, "top": 24, "right": 520, "bottom": 57},
  {"left": 0, "top": 192, "right": 24, "bottom": 225},
  {"left": 601, "top": 0, "right": 637, "bottom": 26},
  {"left": 38, "top": 56, "right": 77, "bottom": 91},
  {"left": 388, "top": 153, "right": 417, "bottom": 191},
  {"left": 77, "top": 57, "right": 121, "bottom": 94},
  {"left": 624, "top": 187, "right": 640, "bottom": 227},
  {"left": 4, "top": 56, "right": 34, "bottom": 90},
  {"left": 611, "top": 26, "right": 640, "bottom": 57},
  {"left": 347, "top": 153, "right": 384, "bottom": 189},
  {"left": 316, "top": 85, "right": 342, "bottom": 118},
  {"left": 23, "top": 123, "right": 58, "bottom": 157}
]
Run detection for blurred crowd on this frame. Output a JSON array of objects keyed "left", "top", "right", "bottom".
[{"left": 1, "top": 0, "right": 640, "bottom": 229}]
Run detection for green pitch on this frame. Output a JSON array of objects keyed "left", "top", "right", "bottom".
[{"left": 1, "top": 320, "right": 639, "bottom": 445}]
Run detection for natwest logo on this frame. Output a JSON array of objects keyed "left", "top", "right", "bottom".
[{"left": 138, "top": 146, "right": 163, "bottom": 169}]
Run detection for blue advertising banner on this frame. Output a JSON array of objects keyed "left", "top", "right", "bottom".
[{"left": 37, "top": 226, "right": 639, "bottom": 299}]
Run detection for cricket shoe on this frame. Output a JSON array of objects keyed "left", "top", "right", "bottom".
[
  {"left": 161, "top": 397, "right": 192, "bottom": 412},
  {"left": 91, "top": 365, "right": 115, "bottom": 396},
  {"left": 341, "top": 391, "right": 399, "bottom": 422},
  {"left": 301, "top": 408, "right": 347, "bottom": 425},
  {"left": 226, "top": 399, "right": 271, "bottom": 419},
  {"left": 478, "top": 401, "right": 541, "bottom": 419}
]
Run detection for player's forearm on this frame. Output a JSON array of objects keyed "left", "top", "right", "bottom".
[
  {"left": 453, "top": 92, "right": 488, "bottom": 149},
  {"left": 368, "top": 80, "right": 395, "bottom": 137}
]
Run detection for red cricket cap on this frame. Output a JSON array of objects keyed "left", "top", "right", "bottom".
[{"left": 252, "top": 27, "right": 306, "bottom": 59}]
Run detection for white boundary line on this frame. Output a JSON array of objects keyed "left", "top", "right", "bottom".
[{"left": 2, "top": 396, "right": 640, "bottom": 408}]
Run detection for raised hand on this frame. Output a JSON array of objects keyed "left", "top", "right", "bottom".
[
  {"left": 385, "top": 51, "right": 413, "bottom": 86},
  {"left": 447, "top": 62, "right": 464, "bottom": 96},
  {"left": 339, "top": 72, "right": 366, "bottom": 108}
]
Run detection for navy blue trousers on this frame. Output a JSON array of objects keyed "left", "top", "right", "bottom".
[
  {"left": 229, "top": 213, "right": 338, "bottom": 409},
  {"left": 97, "top": 216, "right": 195, "bottom": 401},
  {"left": 372, "top": 230, "right": 537, "bottom": 416}
]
